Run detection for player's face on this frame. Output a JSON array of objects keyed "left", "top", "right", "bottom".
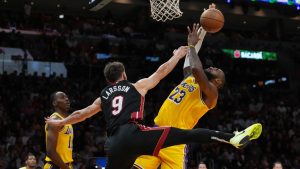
[
  {"left": 54, "top": 92, "right": 70, "bottom": 112},
  {"left": 26, "top": 155, "right": 36, "bottom": 167},
  {"left": 273, "top": 164, "right": 283, "bottom": 169},
  {"left": 198, "top": 164, "right": 207, "bottom": 169},
  {"left": 205, "top": 67, "right": 225, "bottom": 89}
]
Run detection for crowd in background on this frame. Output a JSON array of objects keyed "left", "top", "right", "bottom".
[
  {"left": 1, "top": 9, "right": 300, "bottom": 64},
  {"left": 0, "top": 8, "right": 300, "bottom": 169}
]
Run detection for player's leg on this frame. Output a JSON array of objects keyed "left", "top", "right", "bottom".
[
  {"left": 107, "top": 123, "right": 262, "bottom": 168},
  {"left": 162, "top": 123, "right": 262, "bottom": 149},
  {"left": 130, "top": 125, "right": 248, "bottom": 169},
  {"left": 132, "top": 123, "right": 261, "bottom": 155},
  {"left": 159, "top": 144, "right": 188, "bottom": 169},
  {"left": 133, "top": 155, "right": 161, "bottom": 169},
  {"left": 105, "top": 123, "right": 164, "bottom": 169}
]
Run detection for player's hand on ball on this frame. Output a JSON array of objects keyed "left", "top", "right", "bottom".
[
  {"left": 204, "top": 3, "right": 216, "bottom": 11},
  {"left": 209, "top": 3, "right": 216, "bottom": 9},
  {"left": 200, "top": 3, "right": 224, "bottom": 33},
  {"left": 174, "top": 46, "right": 188, "bottom": 59},
  {"left": 187, "top": 23, "right": 200, "bottom": 46}
]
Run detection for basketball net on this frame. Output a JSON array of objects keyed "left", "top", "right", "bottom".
[{"left": 149, "top": 0, "right": 183, "bottom": 22}]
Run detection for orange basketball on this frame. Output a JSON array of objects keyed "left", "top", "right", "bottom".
[{"left": 200, "top": 8, "right": 224, "bottom": 33}]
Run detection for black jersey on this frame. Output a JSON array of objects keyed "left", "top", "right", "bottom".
[{"left": 100, "top": 80, "right": 145, "bottom": 135}]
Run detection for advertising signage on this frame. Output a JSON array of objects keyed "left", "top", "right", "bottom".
[{"left": 222, "top": 49, "right": 277, "bottom": 61}]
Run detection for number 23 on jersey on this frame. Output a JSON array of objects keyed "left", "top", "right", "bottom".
[{"left": 168, "top": 87, "right": 186, "bottom": 104}]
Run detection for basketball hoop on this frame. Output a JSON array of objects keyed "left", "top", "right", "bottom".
[{"left": 149, "top": 0, "right": 183, "bottom": 22}]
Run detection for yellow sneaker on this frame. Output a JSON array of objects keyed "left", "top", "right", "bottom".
[{"left": 230, "top": 123, "right": 262, "bottom": 149}]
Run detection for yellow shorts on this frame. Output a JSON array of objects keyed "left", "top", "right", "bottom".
[
  {"left": 44, "top": 162, "right": 73, "bottom": 169},
  {"left": 134, "top": 144, "right": 187, "bottom": 169}
]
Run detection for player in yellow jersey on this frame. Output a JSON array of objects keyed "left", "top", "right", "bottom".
[
  {"left": 134, "top": 5, "right": 228, "bottom": 169},
  {"left": 44, "top": 91, "right": 74, "bottom": 169}
]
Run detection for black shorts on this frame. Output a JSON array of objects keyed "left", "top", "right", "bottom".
[{"left": 104, "top": 123, "right": 171, "bottom": 169}]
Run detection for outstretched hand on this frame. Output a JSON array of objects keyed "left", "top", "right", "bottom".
[
  {"left": 187, "top": 23, "right": 200, "bottom": 46},
  {"left": 45, "top": 116, "right": 64, "bottom": 126},
  {"left": 173, "top": 46, "right": 188, "bottom": 59}
]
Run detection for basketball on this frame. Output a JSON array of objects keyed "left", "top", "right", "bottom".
[{"left": 200, "top": 8, "right": 224, "bottom": 33}]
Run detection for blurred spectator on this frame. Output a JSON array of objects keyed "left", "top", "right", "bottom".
[
  {"left": 273, "top": 161, "right": 283, "bottom": 169},
  {"left": 24, "top": 2, "right": 31, "bottom": 17},
  {"left": 198, "top": 161, "right": 208, "bottom": 169},
  {"left": 19, "top": 153, "right": 36, "bottom": 169}
]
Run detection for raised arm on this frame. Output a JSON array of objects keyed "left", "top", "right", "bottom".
[
  {"left": 183, "top": 27, "right": 207, "bottom": 77},
  {"left": 133, "top": 46, "right": 188, "bottom": 96},
  {"left": 187, "top": 23, "right": 218, "bottom": 109},
  {"left": 45, "top": 98, "right": 102, "bottom": 126}
]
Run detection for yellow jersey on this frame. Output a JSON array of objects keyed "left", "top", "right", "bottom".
[
  {"left": 154, "top": 76, "right": 210, "bottom": 129},
  {"left": 45, "top": 112, "right": 74, "bottom": 163}
]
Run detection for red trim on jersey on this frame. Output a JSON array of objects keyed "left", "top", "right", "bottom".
[
  {"left": 152, "top": 127, "right": 170, "bottom": 156},
  {"left": 131, "top": 112, "right": 137, "bottom": 119},
  {"left": 138, "top": 96, "right": 145, "bottom": 119},
  {"left": 130, "top": 96, "right": 145, "bottom": 120},
  {"left": 136, "top": 124, "right": 171, "bottom": 156}
]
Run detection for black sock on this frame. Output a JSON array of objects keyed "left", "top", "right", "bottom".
[
  {"left": 187, "top": 128, "right": 234, "bottom": 143},
  {"left": 163, "top": 128, "right": 235, "bottom": 148},
  {"left": 209, "top": 130, "right": 235, "bottom": 143}
]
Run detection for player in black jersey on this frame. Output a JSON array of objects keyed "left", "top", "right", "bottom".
[{"left": 45, "top": 24, "right": 262, "bottom": 169}]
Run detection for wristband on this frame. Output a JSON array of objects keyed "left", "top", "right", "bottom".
[{"left": 188, "top": 45, "right": 195, "bottom": 48}]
